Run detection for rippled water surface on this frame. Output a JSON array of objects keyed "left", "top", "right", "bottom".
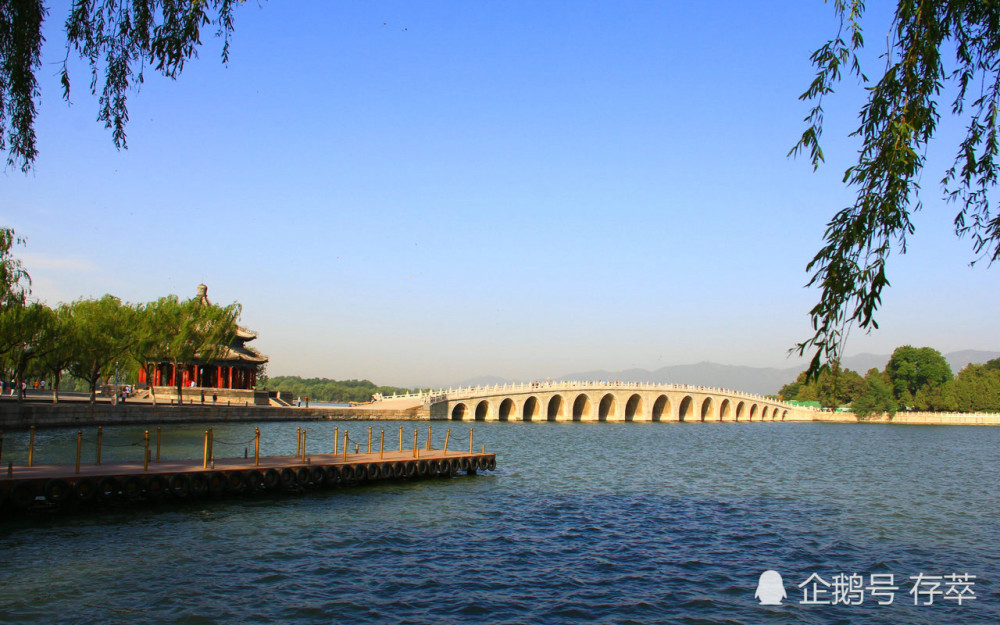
[{"left": 1, "top": 421, "right": 997, "bottom": 624}]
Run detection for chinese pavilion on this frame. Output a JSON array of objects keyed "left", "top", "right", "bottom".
[{"left": 137, "top": 285, "right": 268, "bottom": 391}]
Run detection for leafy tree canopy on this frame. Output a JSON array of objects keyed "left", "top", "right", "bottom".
[
  {"left": 793, "top": 0, "right": 1000, "bottom": 376},
  {"left": 885, "top": 345, "right": 953, "bottom": 403},
  {"left": 65, "top": 294, "right": 135, "bottom": 401},
  {"left": 779, "top": 361, "right": 865, "bottom": 408},
  {"left": 1, "top": 0, "right": 244, "bottom": 171},
  {"left": 0, "top": 227, "right": 30, "bottom": 306},
  {"left": 852, "top": 367, "right": 898, "bottom": 418},
  {"left": 265, "top": 376, "right": 420, "bottom": 404},
  {"left": 778, "top": 347, "right": 1000, "bottom": 415},
  {"left": 941, "top": 360, "right": 1000, "bottom": 411}
]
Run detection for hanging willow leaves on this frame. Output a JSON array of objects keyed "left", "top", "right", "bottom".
[
  {"left": 792, "top": 0, "right": 1000, "bottom": 378},
  {"left": 0, "top": 0, "right": 244, "bottom": 171}
]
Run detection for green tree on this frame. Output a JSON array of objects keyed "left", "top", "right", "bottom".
[
  {"left": 1, "top": 0, "right": 244, "bottom": 171},
  {"left": 793, "top": 1, "right": 1000, "bottom": 375},
  {"left": 779, "top": 377, "right": 803, "bottom": 401},
  {"left": 852, "top": 367, "right": 899, "bottom": 418},
  {"left": 939, "top": 361, "right": 1000, "bottom": 411},
  {"left": 33, "top": 303, "right": 76, "bottom": 402},
  {"left": 162, "top": 296, "right": 240, "bottom": 399},
  {"left": 0, "top": 301, "right": 54, "bottom": 399},
  {"left": 66, "top": 295, "right": 135, "bottom": 402},
  {"left": 885, "top": 345, "right": 953, "bottom": 406},
  {"left": 255, "top": 362, "right": 269, "bottom": 390},
  {"left": 812, "top": 361, "right": 865, "bottom": 408},
  {"left": 128, "top": 296, "right": 184, "bottom": 405},
  {"left": 779, "top": 362, "right": 864, "bottom": 407},
  {"left": 0, "top": 228, "right": 45, "bottom": 399},
  {"left": 0, "top": 228, "right": 30, "bottom": 305}
]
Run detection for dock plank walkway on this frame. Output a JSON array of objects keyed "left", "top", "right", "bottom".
[
  {"left": 0, "top": 449, "right": 497, "bottom": 515},
  {"left": 3, "top": 449, "right": 481, "bottom": 480}
]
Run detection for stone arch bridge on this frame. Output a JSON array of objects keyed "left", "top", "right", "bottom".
[{"left": 412, "top": 381, "right": 813, "bottom": 423}]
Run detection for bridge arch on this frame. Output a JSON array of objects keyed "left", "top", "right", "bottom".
[
  {"left": 451, "top": 403, "right": 468, "bottom": 421},
  {"left": 475, "top": 400, "right": 489, "bottom": 421},
  {"left": 700, "top": 397, "right": 713, "bottom": 421},
  {"left": 679, "top": 396, "right": 694, "bottom": 421},
  {"left": 625, "top": 394, "right": 643, "bottom": 421},
  {"left": 652, "top": 395, "right": 672, "bottom": 421},
  {"left": 523, "top": 396, "right": 541, "bottom": 422},
  {"left": 719, "top": 399, "right": 732, "bottom": 421},
  {"left": 598, "top": 393, "right": 617, "bottom": 421},
  {"left": 762, "top": 406, "right": 771, "bottom": 421},
  {"left": 499, "top": 398, "right": 516, "bottom": 421},
  {"left": 749, "top": 404, "right": 759, "bottom": 421},
  {"left": 573, "top": 394, "right": 592, "bottom": 421},
  {"left": 547, "top": 395, "right": 565, "bottom": 422},
  {"left": 735, "top": 401, "right": 745, "bottom": 421}
]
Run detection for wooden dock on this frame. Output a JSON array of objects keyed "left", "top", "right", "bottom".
[{"left": 0, "top": 449, "right": 497, "bottom": 515}]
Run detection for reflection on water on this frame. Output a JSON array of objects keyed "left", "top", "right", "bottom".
[{"left": 1, "top": 421, "right": 997, "bottom": 624}]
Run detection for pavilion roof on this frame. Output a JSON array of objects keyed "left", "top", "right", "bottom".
[
  {"left": 215, "top": 344, "right": 268, "bottom": 364},
  {"left": 234, "top": 326, "right": 256, "bottom": 340}
]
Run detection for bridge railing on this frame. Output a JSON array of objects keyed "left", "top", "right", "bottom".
[
  {"left": 372, "top": 380, "right": 801, "bottom": 408},
  {"left": 372, "top": 390, "right": 448, "bottom": 403}
]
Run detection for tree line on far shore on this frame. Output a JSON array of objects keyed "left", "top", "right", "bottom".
[
  {"left": 263, "top": 377, "right": 420, "bottom": 404},
  {"left": 780, "top": 345, "right": 1000, "bottom": 416},
  {"left": 1, "top": 228, "right": 248, "bottom": 402}
]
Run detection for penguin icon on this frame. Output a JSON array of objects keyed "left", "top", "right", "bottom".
[{"left": 755, "top": 570, "right": 786, "bottom": 605}]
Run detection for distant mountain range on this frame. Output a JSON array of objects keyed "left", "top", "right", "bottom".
[{"left": 452, "top": 350, "right": 1000, "bottom": 396}]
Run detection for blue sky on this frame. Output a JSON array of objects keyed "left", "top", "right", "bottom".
[{"left": 3, "top": 1, "right": 998, "bottom": 387}]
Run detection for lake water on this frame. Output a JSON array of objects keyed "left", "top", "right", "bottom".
[{"left": 1, "top": 420, "right": 997, "bottom": 624}]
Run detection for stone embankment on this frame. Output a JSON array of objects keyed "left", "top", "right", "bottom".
[{"left": 810, "top": 411, "right": 1000, "bottom": 425}]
